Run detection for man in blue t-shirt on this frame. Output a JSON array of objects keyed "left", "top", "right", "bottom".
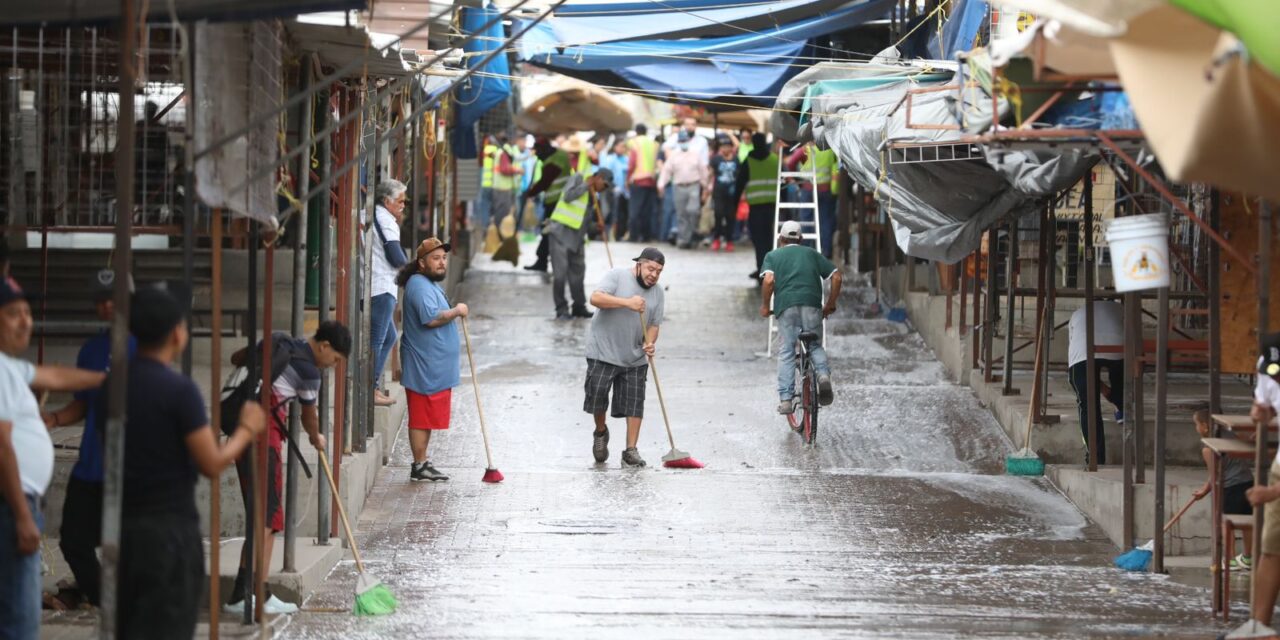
[
  {"left": 396, "top": 237, "right": 466, "bottom": 482},
  {"left": 760, "top": 221, "right": 843, "bottom": 415},
  {"left": 41, "top": 270, "right": 135, "bottom": 607}
]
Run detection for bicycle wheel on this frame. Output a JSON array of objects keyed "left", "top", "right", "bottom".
[
  {"left": 787, "top": 358, "right": 807, "bottom": 433},
  {"left": 805, "top": 363, "right": 820, "bottom": 445}
]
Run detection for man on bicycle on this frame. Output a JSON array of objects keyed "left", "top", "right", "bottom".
[{"left": 759, "top": 220, "right": 842, "bottom": 414}]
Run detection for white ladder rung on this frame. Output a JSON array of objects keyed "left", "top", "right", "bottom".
[
  {"left": 775, "top": 220, "right": 816, "bottom": 228},
  {"left": 779, "top": 171, "right": 812, "bottom": 178},
  {"left": 777, "top": 202, "right": 816, "bottom": 209}
]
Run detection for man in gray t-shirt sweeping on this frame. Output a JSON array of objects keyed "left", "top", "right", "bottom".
[{"left": 584, "top": 247, "right": 666, "bottom": 468}]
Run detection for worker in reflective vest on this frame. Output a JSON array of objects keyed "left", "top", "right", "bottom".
[
  {"left": 787, "top": 143, "right": 841, "bottom": 258},
  {"left": 489, "top": 134, "right": 523, "bottom": 230},
  {"left": 477, "top": 136, "right": 499, "bottom": 231},
  {"left": 522, "top": 138, "right": 572, "bottom": 272},
  {"left": 735, "top": 132, "right": 779, "bottom": 280},
  {"left": 546, "top": 168, "right": 615, "bottom": 320},
  {"left": 626, "top": 124, "right": 660, "bottom": 243}
]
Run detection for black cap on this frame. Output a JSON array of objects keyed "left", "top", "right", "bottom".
[
  {"left": 0, "top": 275, "right": 32, "bottom": 308},
  {"left": 594, "top": 168, "right": 614, "bottom": 188},
  {"left": 92, "top": 269, "right": 134, "bottom": 302},
  {"left": 1261, "top": 332, "right": 1280, "bottom": 378},
  {"left": 632, "top": 247, "right": 665, "bottom": 266}
]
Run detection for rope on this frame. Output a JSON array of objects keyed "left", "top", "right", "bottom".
[{"left": 888, "top": 0, "right": 951, "bottom": 51}]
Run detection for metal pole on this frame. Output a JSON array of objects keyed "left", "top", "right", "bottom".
[
  {"left": 283, "top": 59, "right": 314, "bottom": 573},
  {"left": 1043, "top": 198, "right": 1057, "bottom": 417},
  {"left": 984, "top": 227, "right": 997, "bottom": 382},
  {"left": 1208, "top": 190, "right": 1222, "bottom": 413},
  {"left": 208, "top": 208, "right": 223, "bottom": 640},
  {"left": 1003, "top": 219, "right": 1019, "bottom": 395},
  {"left": 100, "top": 1, "right": 136, "bottom": 635},
  {"left": 182, "top": 24, "right": 197, "bottom": 376},
  {"left": 1253, "top": 200, "right": 1273, "bottom": 607},
  {"left": 1123, "top": 291, "right": 1137, "bottom": 551},
  {"left": 1153, "top": 283, "right": 1169, "bottom": 573},
  {"left": 316, "top": 88, "right": 333, "bottom": 546},
  {"left": 1084, "top": 175, "right": 1099, "bottom": 472},
  {"left": 255, "top": 239, "right": 275, "bottom": 624},
  {"left": 242, "top": 223, "right": 258, "bottom": 626}
]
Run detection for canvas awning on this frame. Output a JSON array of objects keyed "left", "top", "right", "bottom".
[
  {"left": 2, "top": 0, "right": 367, "bottom": 25},
  {"left": 516, "top": 81, "right": 632, "bottom": 135}
]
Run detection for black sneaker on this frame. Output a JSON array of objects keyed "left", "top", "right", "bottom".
[
  {"left": 571, "top": 308, "right": 594, "bottom": 319},
  {"left": 411, "top": 461, "right": 448, "bottom": 482},
  {"left": 593, "top": 428, "right": 609, "bottom": 463},
  {"left": 524, "top": 262, "right": 548, "bottom": 272},
  {"left": 555, "top": 312, "right": 573, "bottom": 321},
  {"left": 818, "top": 375, "right": 834, "bottom": 406},
  {"left": 621, "top": 447, "right": 646, "bottom": 468}
]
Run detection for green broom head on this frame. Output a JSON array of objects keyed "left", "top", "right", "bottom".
[
  {"left": 353, "top": 572, "right": 398, "bottom": 616},
  {"left": 1005, "top": 449, "right": 1045, "bottom": 476}
]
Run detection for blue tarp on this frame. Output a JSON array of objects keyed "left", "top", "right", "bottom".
[
  {"left": 451, "top": 3, "right": 512, "bottom": 159},
  {"left": 515, "top": 0, "right": 893, "bottom": 110},
  {"left": 523, "top": 0, "right": 851, "bottom": 44},
  {"left": 897, "top": 0, "right": 988, "bottom": 61}
]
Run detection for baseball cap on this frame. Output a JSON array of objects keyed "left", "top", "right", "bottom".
[
  {"left": 0, "top": 275, "right": 33, "bottom": 308},
  {"left": 779, "top": 220, "right": 803, "bottom": 240},
  {"left": 415, "top": 237, "right": 451, "bottom": 260},
  {"left": 632, "top": 247, "right": 665, "bottom": 266},
  {"left": 1261, "top": 332, "right": 1280, "bottom": 377},
  {"left": 594, "top": 168, "right": 614, "bottom": 188},
  {"left": 92, "top": 269, "right": 135, "bottom": 302}
]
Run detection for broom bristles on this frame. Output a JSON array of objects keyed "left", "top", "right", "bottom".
[
  {"left": 353, "top": 575, "right": 397, "bottom": 616},
  {"left": 663, "top": 456, "right": 704, "bottom": 469},
  {"left": 482, "top": 467, "right": 505, "bottom": 483},
  {"left": 1113, "top": 541, "right": 1154, "bottom": 572}
]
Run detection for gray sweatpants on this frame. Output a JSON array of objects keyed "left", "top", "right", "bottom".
[
  {"left": 674, "top": 183, "right": 702, "bottom": 247},
  {"left": 549, "top": 227, "right": 586, "bottom": 315}
]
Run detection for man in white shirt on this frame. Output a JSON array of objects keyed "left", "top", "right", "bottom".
[
  {"left": 370, "top": 180, "right": 409, "bottom": 407},
  {"left": 0, "top": 275, "right": 106, "bottom": 638},
  {"left": 1067, "top": 300, "right": 1125, "bottom": 465},
  {"left": 1243, "top": 333, "right": 1280, "bottom": 629}
]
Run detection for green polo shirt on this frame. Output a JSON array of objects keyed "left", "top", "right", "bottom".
[{"left": 761, "top": 244, "right": 837, "bottom": 316}]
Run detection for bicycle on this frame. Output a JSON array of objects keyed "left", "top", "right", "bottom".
[{"left": 786, "top": 330, "right": 821, "bottom": 445}]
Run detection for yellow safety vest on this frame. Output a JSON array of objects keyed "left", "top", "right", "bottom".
[
  {"left": 481, "top": 143, "right": 498, "bottom": 189},
  {"left": 492, "top": 144, "right": 519, "bottom": 192},
  {"left": 628, "top": 137, "right": 658, "bottom": 181},
  {"left": 744, "top": 153, "right": 779, "bottom": 205},
  {"left": 542, "top": 150, "right": 572, "bottom": 205},
  {"left": 738, "top": 143, "right": 752, "bottom": 162},
  {"left": 574, "top": 150, "right": 593, "bottom": 176},
  {"left": 549, "top": 184, "right": 589, "bottom": 230},
  {"left": 801, "top": 144, "right": 839, "bottom": 190}
]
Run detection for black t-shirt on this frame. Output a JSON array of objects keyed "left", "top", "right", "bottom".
[
  {"left": 710, "top": 156, "right": 740, "bottom": 200},
  {"left": 122, "top": 356, "right": 208, "bottom": 519}
]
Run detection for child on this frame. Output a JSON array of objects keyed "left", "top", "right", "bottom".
[
  {"left": 1193, "top": 408, "right": 1253, "bottom": 569},
  {"left": 117, "top": 285, "right": 266, "bottom": 638}
]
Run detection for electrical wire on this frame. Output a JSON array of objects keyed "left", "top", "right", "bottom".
[{"left": 461, "top": 33, "right": 886, "bottom": 68}]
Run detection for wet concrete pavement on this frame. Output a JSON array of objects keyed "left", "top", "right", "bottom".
[{"left": 282, "top": 240, "right": 1228, "bottom": 639}]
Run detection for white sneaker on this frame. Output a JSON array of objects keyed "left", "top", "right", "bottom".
[{"left": 223, "top": 594, "right": 300, "bottom": 615}]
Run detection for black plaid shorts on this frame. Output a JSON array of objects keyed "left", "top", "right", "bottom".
[{"left": 583, "top": 358, "right": 648, "bottom": 418}]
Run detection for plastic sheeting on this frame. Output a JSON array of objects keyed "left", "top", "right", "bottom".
[
  {"left": 775, "top": 61, "right": 1097, "bottom": 263},
  {"left": 515, "top": 0, "right": 893, "bottom": 109},
  {"left": 451, "top": 3, "right": 512, "bottom": 160}
]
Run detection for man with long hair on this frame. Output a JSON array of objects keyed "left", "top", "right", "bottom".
[{"left": 396, "top": 238, "right": 468, "bottom": 481}]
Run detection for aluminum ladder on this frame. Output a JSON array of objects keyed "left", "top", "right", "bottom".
[{"left": 764, "top": 150, "right": 827, "bottom": 357}]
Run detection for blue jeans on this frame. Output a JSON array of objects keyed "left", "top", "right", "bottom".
[
  {"left": 660, "top": 183, "right": 677, "bottom": 241},
  {"left": 475, "top": 187, "right": 493, "bottom": 230},
  {"left": 776, "top": 305, "right": 829, "bottom": 401},
  {"left": 817, "top": 190, "right": 837, "bottom": 258},
  {"left": 370, "top": 293, "right": 397, "bottom": 391},
  {"left": 0, "top": 494, "right": 43, "bottom": 640}
]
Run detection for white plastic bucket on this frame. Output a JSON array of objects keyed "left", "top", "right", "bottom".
[{"left": 1105, "top": 213, "right": 1170, "bottom": 292}]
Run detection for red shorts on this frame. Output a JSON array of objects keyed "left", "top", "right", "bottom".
[{"left": 407, "top": 388, "right": 452, "bottom": 431}]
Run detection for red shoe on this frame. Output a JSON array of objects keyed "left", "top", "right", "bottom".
[
  {"left": 725, "top": 241, "right": 735, "bottom": 252},
  {"left": 710, "top": 238, "right": 721, "bottom": 252}
]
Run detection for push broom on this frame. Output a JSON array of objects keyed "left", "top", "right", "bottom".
[
  {"left": 316, "top": 449, "right": 397, "bottom": 616},
  {"left": 1006, "top": 307, "right": 1049, "bottom": 476},
  {"left": 593, "top": 197, "right": 614, "bottom": 268},
  {"left": 1114, "top": 493, "right": 1200, "bottom": 572},
  {"left": 461, "top": 316, "right": 504, "bottom": 483},
  {"left": 639, "top": 314, "right": 704, "bottom": 469}
]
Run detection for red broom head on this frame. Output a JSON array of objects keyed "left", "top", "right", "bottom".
[
  {"left": 663, "top": 457, "right": 704, "bottom": 469},
  {"left": 482, "top": 467, "right": 505, "bottom": 483}
]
